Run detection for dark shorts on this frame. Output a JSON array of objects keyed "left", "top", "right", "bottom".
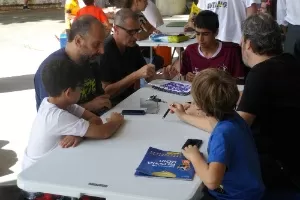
[
  {"left": 284, "top": 24, "right": 300, "bottom": 56},
  {"left": 21, "top": 191, "right": 104, "bottom": 200}
]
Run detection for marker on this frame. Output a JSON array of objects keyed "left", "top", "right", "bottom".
[
  {"left": 162, "top": 109, "right": 170, "bottom": 119},
  {"left": 162, "top": 104, "right": 174, "bottom": 119}
]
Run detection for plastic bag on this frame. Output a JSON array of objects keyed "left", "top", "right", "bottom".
[{"left": 189, "top": 2, "right": 200, "bottom": 22}]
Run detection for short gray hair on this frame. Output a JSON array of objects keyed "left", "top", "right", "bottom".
[
  {"left": 114, "top": 8, "right": 139, "bottom": 27},
  {"left": 242, "top": 13, "right": 283, "bottom": 56},
  {"left": 68, "top": 15, "right": 103, "bottom": 42}
]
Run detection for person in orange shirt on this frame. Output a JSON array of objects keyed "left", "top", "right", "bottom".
[{"left": 77, "top": 0, "right": 112, "bottom": 36}]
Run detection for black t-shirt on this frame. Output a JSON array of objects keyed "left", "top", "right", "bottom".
[
  {"left": 78, "top": 60, "right": 105, "bottom": 105},
  {"left": 97, "top": 35, "right": 146, "bottom": 106},
  {"left": 237, "top": 53, "right": 300, "bottom": 170},
  {"left": 34, "top": 48, "right": 104, "bottom": 110}
]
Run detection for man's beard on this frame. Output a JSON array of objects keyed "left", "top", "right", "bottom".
[{"left": 78, "top": 53, "right": 91, "bottom": 64}]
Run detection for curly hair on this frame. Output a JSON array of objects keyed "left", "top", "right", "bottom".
[{"left": 242, "top": 13, "right": 283, "bottom": 56}]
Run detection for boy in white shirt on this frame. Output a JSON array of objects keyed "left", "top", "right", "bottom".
[
  {"left": 23, "top": 58, "right": 124, "bottom": 171},
  {"left": 191, "top": 0, "right": 261, "bottom": 44},
  {"left": 22, "top": 58, "right": 124, "bottom": 199}
]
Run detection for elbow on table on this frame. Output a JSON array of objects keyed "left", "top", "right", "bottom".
[{"left": 98, "top": 127, "right": 115, "bottom": 139}]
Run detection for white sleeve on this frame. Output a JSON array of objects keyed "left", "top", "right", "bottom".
[
  {"left": 197, "top": 0, "right": 206, "bottom": 10},
  {"left": 277, "top": 0, "right": 288, "bottom": 26},
  {"left": 66, "top": 104, "right": 85, "bottom": 118},
  {"left": 243, "top": 0, "right": 261, "bottom": 7},
  {"left": 57, "top": 111, "right": 90, "bottom": 137}
]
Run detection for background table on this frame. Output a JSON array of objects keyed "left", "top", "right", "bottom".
[
  {"left": 17, "top": 84, "right": 210, "bottom": 200},
  {"left": 136, "top": 19, "right": 196, "bottom": 70}
]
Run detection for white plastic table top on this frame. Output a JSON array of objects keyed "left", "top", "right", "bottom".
[
  {"left": 102, "top": 80, "right": 192, "bottom": 121},
  {"left": 17, "top": 84, "right": 209, "bottom": 200}
]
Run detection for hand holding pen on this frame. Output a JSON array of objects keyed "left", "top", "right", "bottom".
[{"left": 163, "top": 103, "right": 189, "bottom": 119}]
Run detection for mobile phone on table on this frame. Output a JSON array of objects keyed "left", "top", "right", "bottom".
[
  {"left": 121, "top": 109, "right": 146, "bottom": 115},
  {"left": 182, "top": 139, "right": 203, "bottom": 149}
]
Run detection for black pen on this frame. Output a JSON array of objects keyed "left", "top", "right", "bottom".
[
  {"left": 162, "top": 109, "right": 171, "bottom": 119},
  {"left": 162, "top": 104, "right": 174, "bottom": 119}
]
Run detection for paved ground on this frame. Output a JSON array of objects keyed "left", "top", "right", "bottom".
[{"left": 0, "top": 8, "right": 65, "bottom": 196}]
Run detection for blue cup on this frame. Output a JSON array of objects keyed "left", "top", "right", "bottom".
[{"left": 59, "top": 33, "right": 67, "bottom": 48}]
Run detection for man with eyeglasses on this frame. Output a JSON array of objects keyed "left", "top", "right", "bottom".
[
  {"left": 97, "top": 8, "right": 171, "bottom": 106},
  {"left": 180, "top": 10, "right": 244, "bottom": 82}
]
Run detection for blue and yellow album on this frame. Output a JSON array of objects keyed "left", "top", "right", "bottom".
[{"left": 135, "top": 147, "right": 195, "bottom": 180}]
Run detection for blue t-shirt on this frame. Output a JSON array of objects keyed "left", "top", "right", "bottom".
[
  {"left": 207, "top": 113, "right": 265, "bottom": 200},
  {"left": 34, "top": 48, "right": 104, "bottom": 111}
]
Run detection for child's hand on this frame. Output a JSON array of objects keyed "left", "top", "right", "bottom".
[
  {"left": 107, "top": 112, "right": 124, "bottom": 125},
  {"left": 89, "top": 117, "right": 103, "bottom": 125},
  {"left": 60, "top": 136, "right": 83, "bottom": 148},
  {"left": 182, "top": 145, "right": 202, "bottom": 162},
  {"left": 186, "top": 72, "right": 196, "bottom": 82},
  {"left": 169, "top": 103, "right": 186, "bottom": 119}
]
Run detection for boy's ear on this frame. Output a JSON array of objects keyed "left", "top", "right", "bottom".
[
  {"left": 64, "top": 88, "right": 73, "bottom": 98},
  {"left": 215, "top": 29, "right": 219, "bottom": 37}
]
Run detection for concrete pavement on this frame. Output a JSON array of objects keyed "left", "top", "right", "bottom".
[{"left": 0, "top": 8, "right": 65, "bottom": 189}]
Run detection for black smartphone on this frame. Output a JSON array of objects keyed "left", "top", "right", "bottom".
[
  {"left": 182, "top": 139, "right": 203, "bottom": 149},
  {"left": 121, "top": 109, "right": 146, "bottom": 115}
]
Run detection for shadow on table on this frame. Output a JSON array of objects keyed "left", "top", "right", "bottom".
[{"left": 0, "top": 140, "right": 18, "bottom": 178}]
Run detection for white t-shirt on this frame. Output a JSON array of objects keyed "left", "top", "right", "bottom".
[
  {"left": 22, "top": 98, "right": 89, "bottom": 170},
  {"left": 277, "top": 0, "right": 300, "bottom": 26},
  {"left": 142, "top": 0, "right": 164, "bottom": 28},
  {"left": 197, "top": 0, "right": 261, "bottom": 44}
]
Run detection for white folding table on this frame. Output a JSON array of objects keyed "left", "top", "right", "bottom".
[
  {"left": 137, "top": 20, "right": 196, "bottom": 75},
  {"left": 17, "top": 83, "right": 210, "bottom": 200}
]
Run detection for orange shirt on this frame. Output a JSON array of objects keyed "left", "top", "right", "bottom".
[{"left": 76, "top": 5, "right": 109, "bottom": 24}]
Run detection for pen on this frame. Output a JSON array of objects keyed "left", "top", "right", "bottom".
[
  {"left": 162, "top": 109, "right": 170, "bottom": 119},
  {"left": 162, "top": 104, "right": 174, "bottom": 119}
]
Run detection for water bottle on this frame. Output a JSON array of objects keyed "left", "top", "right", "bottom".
[{"left": 59, "top": 33, "right": 68, "bottom": 49}]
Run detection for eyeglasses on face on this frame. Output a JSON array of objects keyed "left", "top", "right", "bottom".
[{"left": 116, "top": 25, "right": 142, "bottom": 36}]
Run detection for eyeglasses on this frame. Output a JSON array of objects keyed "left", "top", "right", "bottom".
[{"left": 115, "top": 25, "right": 142, "bottom": 36}]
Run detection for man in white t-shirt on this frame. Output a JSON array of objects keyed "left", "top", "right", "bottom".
[
  {"left": 277, "top": 0, "right": 300, "bottom": 56},
  {"left": 23, "top": 58, "right": 124, "bottom": 172},
  {"left": 197, "top": 0, "right": 261, "bottom": 44},
  {"left": 142, "top": 0, "right": 164, "bottom": 28}
]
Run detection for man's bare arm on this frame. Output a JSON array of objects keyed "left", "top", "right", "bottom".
[
  {"left": 246, "top": 3, "right": 258, "bottom": 17},
  {"left": 102, "top": 72, "right": 139, "bottom": 96},
  {"left": 137, "top": 22, "right": 156, "bottom": 40}
]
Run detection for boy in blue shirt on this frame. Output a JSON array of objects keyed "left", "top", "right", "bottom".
[{"left": 169, "top": 68, "right": 265, "bottom": 200}]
